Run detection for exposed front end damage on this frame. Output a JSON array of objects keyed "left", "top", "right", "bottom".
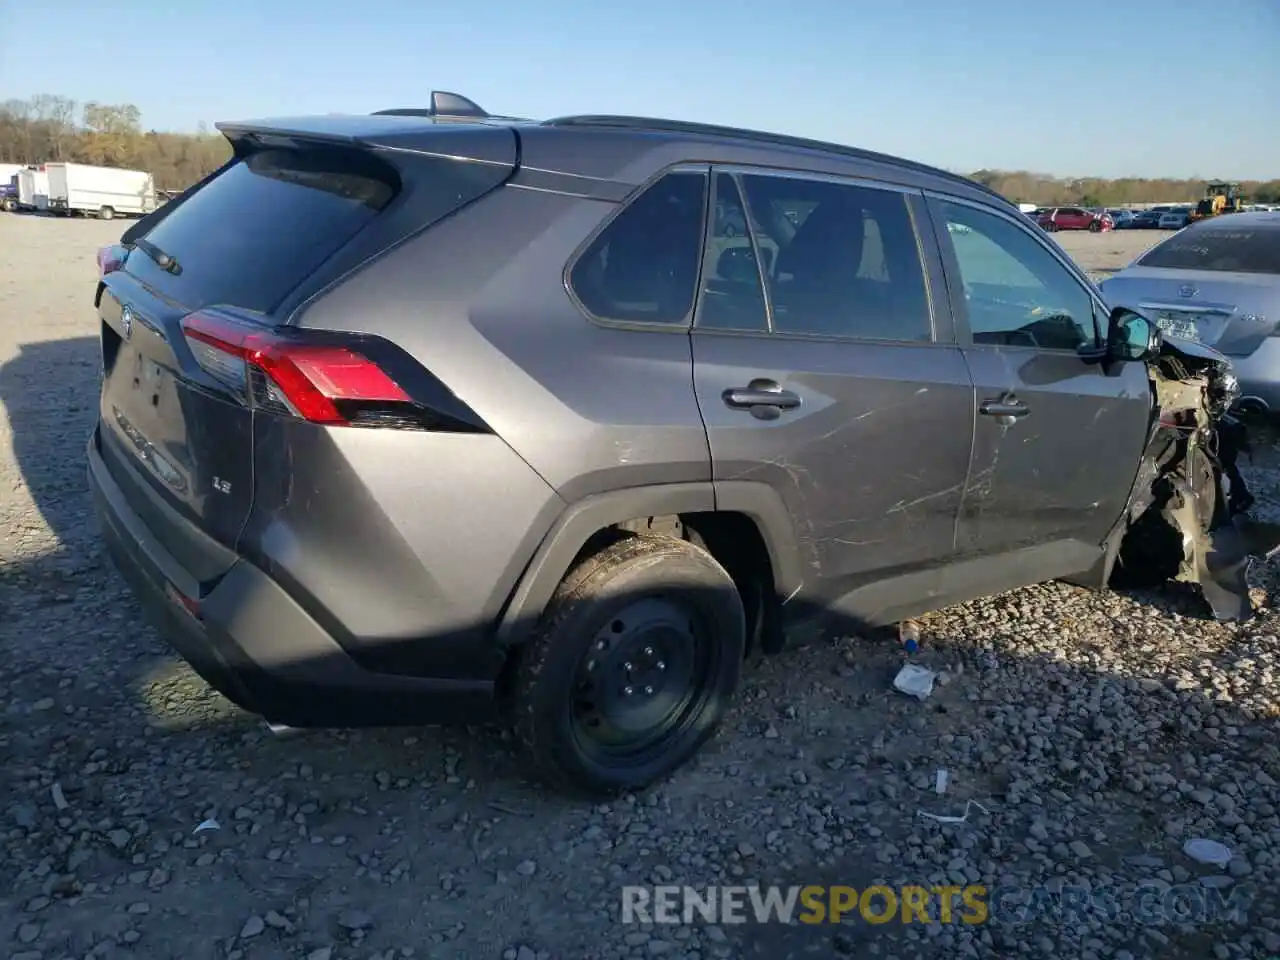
[{"left": 1109, "top": 337, "right": 1280, "bottom": 620}]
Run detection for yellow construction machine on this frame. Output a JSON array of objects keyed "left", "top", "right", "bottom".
[{"left": 1190, "top": 181, "right": 1245, "bottom": 221}]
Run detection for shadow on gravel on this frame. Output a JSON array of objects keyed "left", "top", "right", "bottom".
[
  {"left": 0, "top": 335, "right": 102, "bottom": 564},
  {"left": 3, "top": 336, "right": 1280, "bottom": 959}
]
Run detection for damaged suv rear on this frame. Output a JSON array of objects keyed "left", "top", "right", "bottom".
[{"left": 87, "top": 91, "right": 1277, "bottom": 798}]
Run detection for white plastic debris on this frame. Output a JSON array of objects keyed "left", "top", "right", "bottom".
[
  {"left": 935, "top": 769, "right": 949, "bottom": 795},
  {"left": 193, "top": 818, "right": 221, "bottom": 834},
  {"left": 1183, "top": 838, "right": 1232, "bottom": 867},
  {"left": 893, "top": 664, "right": 937, "bottom": 700},
  {"left": 51, "top": 783, "right": 68, "bottom": 811},
  {"left": 917, "top": 799, "right": 990, "bottom": 825}
]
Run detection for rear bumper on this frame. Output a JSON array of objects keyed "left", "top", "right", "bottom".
[{"left": 87, "top": 428, "right": 498, "bottom": 727}]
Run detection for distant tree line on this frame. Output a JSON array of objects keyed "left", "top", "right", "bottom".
[
  {"left": 963, "top": 169, "right": 1280, "bottom": 207},
  {"left": 3, "top": 95, "right": 1279, "bottom": 204},
  {"left": 0, "top": 96, "right": 230, "bottom": 191}
]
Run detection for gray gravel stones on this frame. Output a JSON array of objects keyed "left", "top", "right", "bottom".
[{"left": 2, "top": 217, "right": 1279, "bottom": 960}]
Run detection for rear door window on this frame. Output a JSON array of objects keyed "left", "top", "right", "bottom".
[
  {"left": 695, "top": 173, "right": 769, "bottom": 332},
  {"left": 1138, "top": 226, "right": 1280, "bottom": 274},
  {"left": 125, "top": 147, "right": 398, "bottom": 314},
  {"left": 736, "top": 173, "right": 932, "bottom": 341},
  {"left": 568, "top": 170, "right": 708, "bottom": 326}
]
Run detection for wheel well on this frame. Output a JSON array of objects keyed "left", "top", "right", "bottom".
[
  {"left": 495, "top": 510, "right": 781, "bottom": 707},
  {"left": 571, "top": 511, "right": 779, "bottom": 654}
]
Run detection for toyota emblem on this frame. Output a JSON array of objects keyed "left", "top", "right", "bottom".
[
  {"left": 1178, "top": 284, "right": 1197, "bottom": 299},
  {"left": 120, "top": 305, "right": 134, "bottom": 339}
]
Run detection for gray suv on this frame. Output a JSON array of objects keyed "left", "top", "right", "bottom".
[{"left": 88, "top": 91, "right": 1262, "bottom": 798}]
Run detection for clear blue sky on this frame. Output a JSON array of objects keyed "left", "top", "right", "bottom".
[{"left": 2, "top": 0, "right": 1276, "bottom": 180}]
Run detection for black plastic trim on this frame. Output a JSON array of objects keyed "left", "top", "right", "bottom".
[{"left": 493, "top": 481, "right": 805, "bottom": 647}]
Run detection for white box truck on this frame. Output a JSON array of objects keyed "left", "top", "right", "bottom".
[
  {"left": 17, "top": 167, "right": 50, "bottom": 211},
  {"left": 45, "top": 163, "right": 156, "bottom": 219}
]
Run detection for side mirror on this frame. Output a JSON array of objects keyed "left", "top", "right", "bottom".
[{"left": 1107, "top": 307, "right": 1162, "bottom": 362}]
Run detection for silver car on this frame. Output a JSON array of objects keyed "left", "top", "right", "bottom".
[
  {"left": 1157, "top": 207, "right": 1193, "bottom": 230},
  {"left": 1100, "top": 211, "right": 1280, "bottom": 413}
]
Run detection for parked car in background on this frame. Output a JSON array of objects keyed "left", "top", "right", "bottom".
[
  {"left": 1130, "top": 208, "right": 1166, "bottom": 229},
  {"left": 1158, "top": 207, "right": 1193, "bottom": 230},
  {"left": 87, "top": 90, "right": 1265, "bottom": 798},
  {"left": 1101, "top": 211, "right": 1280, "bottom": 415},
  {"left": 1107, "top": 209, "right": 1138, "bottom": 229},
  {"left": 1038, "top": 206, "right": 1114, "bottom": 232}
]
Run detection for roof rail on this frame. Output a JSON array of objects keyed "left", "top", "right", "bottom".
[
  {"left": 544, "top": 114, "right": 1007, "bottom": 205},
  {"left": 371, "top": 90, "right": 491, "bottom": 120}
]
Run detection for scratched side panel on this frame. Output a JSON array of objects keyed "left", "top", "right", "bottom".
[
  {"left": 692, "top": 333, "right": 976, "bottom": 603},
  {"left": 958, "top": 346, "right": 1153, "bottom": 555}
]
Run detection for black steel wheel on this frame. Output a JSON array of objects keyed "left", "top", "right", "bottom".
[
  {"left": 511, "top": 535, "right": 745, "bottom": 798},
  {"left": 570, "top": 596, "right": 715, "bottom": 763}
]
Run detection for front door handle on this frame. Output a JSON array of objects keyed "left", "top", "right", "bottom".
[{"left": 723, "top": 380, "right": 802, "bottom": 412}]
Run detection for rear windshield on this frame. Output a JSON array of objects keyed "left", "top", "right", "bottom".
[
  {"left": 1137, "top": 226, "right": 1280, "bottom": 274},
  {"left": 126, "top": 147, "right": 398, "bottom": 313}
]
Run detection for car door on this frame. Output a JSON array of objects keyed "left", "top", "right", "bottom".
[
  {"left": 1056, "top": 207, "right": 1083, "bottom": 230},
  {"left": 926, "top": 194, "right": 1153, "bottom": 580},
  {"left": 691, "top": 167, "right": 976, "bottom": 625}
]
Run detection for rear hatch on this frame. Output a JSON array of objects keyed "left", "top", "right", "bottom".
[
  {"left": 1100, "top": 223, "right": 1280, "bottom": 357},
  {"left": 95, "top": 118, "right": 518, "bottom": 582}
]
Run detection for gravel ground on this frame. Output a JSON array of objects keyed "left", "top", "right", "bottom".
[{"left": 2, "top": 214, "right": 1279, "bottom": 960}]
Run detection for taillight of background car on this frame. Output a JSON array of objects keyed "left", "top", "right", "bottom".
[{"left": 97, "top": 244, "right": 127, "bottom": 276}]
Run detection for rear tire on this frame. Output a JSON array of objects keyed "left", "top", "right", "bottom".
[
  {"left": 1089, "top": 220, "right": 1102, "bottom": 233},
  {"left": 98, "top": 206, "right": 115, "bottom": 220},
  {"left": 511, "top": 535, "right": 745, "bottom": 798},
  {"left": 1046, "top": 222, "right": 1059, "bottom": 232}
]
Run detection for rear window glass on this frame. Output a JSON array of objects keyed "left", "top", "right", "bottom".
[
  {"left": 126, "top": 148, "right": 398, "bottom": 313},
  {"left": 1138, "top": 227, "right": 1280, "bottom": 274}
]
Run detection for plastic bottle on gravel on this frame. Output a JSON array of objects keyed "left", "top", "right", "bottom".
[{"left": 899, "top": 620, "right": 921, "bottom": 655}]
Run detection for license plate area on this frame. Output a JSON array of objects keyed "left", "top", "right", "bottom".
[{"left": 1152, "top": 310, "right": 1227, "bottom": 344}]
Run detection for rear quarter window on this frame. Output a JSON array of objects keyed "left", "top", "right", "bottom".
[
  {"left": 125, "top": 147, "right": 399, "bottom": 314},
  {"left": 568, "top": 170, "right": 708, "bottom": 325},
  {"left": 1138, "top": 227, "right": 1280, "bottom": 274}
]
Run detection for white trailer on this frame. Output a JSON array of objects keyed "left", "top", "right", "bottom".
[
  {"left": 45, "top": 163, "right": 156, "bottom": 219},
  {"left": 17, "top": 167, "right": 50, "bottom": 210}
]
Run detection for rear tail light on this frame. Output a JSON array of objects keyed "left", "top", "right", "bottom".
[
  {"left": 180, "top": 308, "right": 424, "bottom": 428},
  {"left": 97, "top": 244, "right": 126, "bottom": 276}
]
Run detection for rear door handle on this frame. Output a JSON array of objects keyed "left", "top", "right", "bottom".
[
  {"left": 980, "top": 396, "right": 1030, "bottom": 420},
  {"left": 722, "top": 381, "right": 802, "bottom": 411}
]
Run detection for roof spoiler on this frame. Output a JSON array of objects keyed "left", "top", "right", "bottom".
[{"left": 372, "top": 90, "right": 492, "bottom": 120}]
